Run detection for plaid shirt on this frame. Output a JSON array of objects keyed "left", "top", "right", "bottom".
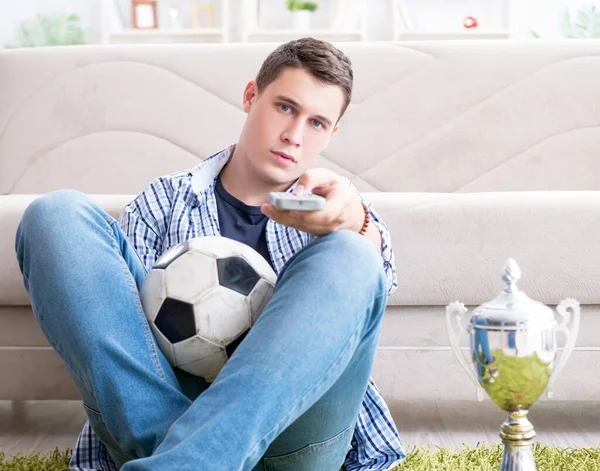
[{"left": 70, "top": 145, "right": 405, "bottom": 471}]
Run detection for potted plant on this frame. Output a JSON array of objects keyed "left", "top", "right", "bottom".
[
  {"left": 559, "top": 4, "right": 600, "bottom": 38},
  {"left": 286, "top": 1, "right": 318, "bottom": 31},
  {"left": 5, "top": 12, "right": 86, "bottom": 48}
]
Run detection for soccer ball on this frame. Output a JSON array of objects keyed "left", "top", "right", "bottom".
[{"left": 139, "top": 236, "right": 277, "bottom": 382}]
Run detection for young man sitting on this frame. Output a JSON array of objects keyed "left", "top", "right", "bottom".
[{"left": 15, "top": 38, "right": 406, "bottom": 471}]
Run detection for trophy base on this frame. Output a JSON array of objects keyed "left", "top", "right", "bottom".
[
  {"left": 500, "top": 442, "right": 537, "bottom": 471},
  {"left": 499, "top": 410, "right": 537, "bottom": 471}
]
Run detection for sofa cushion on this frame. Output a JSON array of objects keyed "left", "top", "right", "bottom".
[{"left": 2, "top": 191, "right": 600, "bottom": 307}]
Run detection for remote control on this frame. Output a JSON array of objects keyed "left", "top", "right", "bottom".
[{"left": 268, "top": 192, "right": 326, "bottom": 211}]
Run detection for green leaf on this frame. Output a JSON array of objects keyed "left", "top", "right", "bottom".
[
  {"left": 577, "top": 6, "right": 591, "bottom": 24},
  {"left": 559, "top": 5, "right": 600, "bottom": 39},
  {"left": 558, "top": 7, "right": 574, "bottom": 38},
  {"left": 7, "top": 11, "right": 87, "bottom": 48},
  {"left": 286, "top": 0, "right": 318, "bottom": 12}
]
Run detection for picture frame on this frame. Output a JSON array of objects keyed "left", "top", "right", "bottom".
[
  {"left": 191, "top": 4, "right": 215, "bottom": 29},
  {"left": 132, "top": 0, "right": 158, "bottom": 29}
]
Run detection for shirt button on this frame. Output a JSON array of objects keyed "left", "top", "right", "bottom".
[{"left": 277, "top": 252, "right": 284, "bottom": 259}]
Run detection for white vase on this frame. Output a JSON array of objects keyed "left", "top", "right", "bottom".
[{"left": 292, "top": 11, "right": 312, "bottom": 30}]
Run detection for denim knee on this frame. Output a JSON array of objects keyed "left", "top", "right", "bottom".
[
  {"left": 19, "top": 188, "right": 90, "bottom": 230},
  {"left": 316, "top": 230, "right": 387, "bottom": 298},
  {"left": 16, "top": 190, "right": 91, "bottom": 264}
]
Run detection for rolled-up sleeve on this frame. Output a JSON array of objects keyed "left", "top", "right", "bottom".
[
  {"left": 347, "top": 179, "right": 398, "bottom": 296},
  {"left": 361, "top": 196, "right": 398, "bottom": 296}
]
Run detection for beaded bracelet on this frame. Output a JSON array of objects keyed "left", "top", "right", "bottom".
[{"left": 358, "top": 202, "right": 370, "bottom": 236}]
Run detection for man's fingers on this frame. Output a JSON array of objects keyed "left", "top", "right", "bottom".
[
  {"left": 295, "top": 168, "right": 338, "bottom": 195},
  {"left": 261, "top": 200, "right": 343, "bottom": 231},
  {"left": 260, "top": 204, "right": 301, "bottom": 226},
  {"left": 292, "top": 184, "right": 306, "bottom": 196},
  {"left": 261, "top": 175, "right": 351, "bottom": 235}
]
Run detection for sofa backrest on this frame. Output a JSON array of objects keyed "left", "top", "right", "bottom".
[{"left": 2, "top": 40, "right": 600, "bottom": 196}]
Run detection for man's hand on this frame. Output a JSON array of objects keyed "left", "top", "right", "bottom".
[{"left": 260, "top": 168, "right": 365, "bottom": 237}]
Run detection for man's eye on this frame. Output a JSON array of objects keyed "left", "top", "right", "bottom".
[
  {"left": 280, "top": 104, "right": 291, "bottom": 113},
  {"left": 311, "top": 119, "right": 323, "bottom": 128}
]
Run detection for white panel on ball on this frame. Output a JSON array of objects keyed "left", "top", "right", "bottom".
[
  {"left": 179, "top": 349, "right": 229, "bottom": 382},
  {"left": 164, "top": 251, "right": 218, "bottom": 303},
  {"left": 248, "top": 278, "right": 276, "bottom": 324},
  {"left": 194, "top": 286, "right": 251, "bottom": 345},
  {"left": 173, "top": 334, "right": 224, "bottom": 367},
  {"left": 150, "top": 323, "right": 176, "bottom": 365},
  {"left": 190, "top": 236, "right": 244, "bottom": 259},
  {"left": 139, "top": 269, "right": 167, "bottom": 322}
]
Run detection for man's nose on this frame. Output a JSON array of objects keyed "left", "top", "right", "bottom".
[{"left": 282, "top": 120, "right": 303, "bottom": 147}]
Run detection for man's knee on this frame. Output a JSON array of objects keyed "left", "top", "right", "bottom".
[
  {"left": 316, "top": 230, "right": 387, "bottom": 295},
  {"left": 19, "top": 190, "right": 89, "bottom": 229},
  {"left": 21, "top": 190, "right": 90, "bottom": 228},
  {"left": 18, "top": 189, "right": 97, "bottom": 238},
  {"left": 16, "top": 190, "right": 91, "bottom": 260}
]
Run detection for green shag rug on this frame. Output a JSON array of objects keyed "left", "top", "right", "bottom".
[{"left": 2, "top": 444, "right": 600, "bottom": 470}]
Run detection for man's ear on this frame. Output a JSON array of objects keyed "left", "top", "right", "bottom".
[{"left": 243, "top": 81, "right": 258, "bottom": 113}]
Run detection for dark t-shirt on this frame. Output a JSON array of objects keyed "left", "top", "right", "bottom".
[{"left": 214, "top": 175, "right": 275, "bottom": 271}]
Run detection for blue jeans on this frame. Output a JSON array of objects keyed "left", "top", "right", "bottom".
[{"left": 15, "top": 190, "right": 388, "bottom": 471}]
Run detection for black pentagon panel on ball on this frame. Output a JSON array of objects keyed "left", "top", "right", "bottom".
[
  {"left": 225, "top": 329, "right": 249, "bottom": 358},
  {"left": 154, "top": 241, "right": 192, "bottom": 269},
  {"left": 155, "top": 298, "right": 196, "bottom": 343},
  {"left": 216, "top": 256, "right": 261, "bottom": 296}
]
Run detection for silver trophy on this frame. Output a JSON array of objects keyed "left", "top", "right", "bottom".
[{"left": 446, "top": 258, "right": 580, "bottom": 471}]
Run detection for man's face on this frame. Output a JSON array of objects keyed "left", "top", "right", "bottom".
[{"left": 238, "top": 66, "right": 345, "bottom": 186}]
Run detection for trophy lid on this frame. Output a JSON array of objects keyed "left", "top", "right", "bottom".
[{"left": 470, "top": 258, "right": 556, "bottom": 331}]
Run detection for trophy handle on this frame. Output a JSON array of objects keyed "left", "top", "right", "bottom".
[
  {"left": 546, "top": 298, "right": 581, "bottom": 399},
  {"left": 445, "top": 302, "right": 485, "bottom": 402}
]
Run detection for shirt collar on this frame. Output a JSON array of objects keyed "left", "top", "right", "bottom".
[
  {"left": 190, "top": 144, "right": 236, "bottom": 195},
  {"left": 190, "top": 143, "right": 300, "bottom": 196}
]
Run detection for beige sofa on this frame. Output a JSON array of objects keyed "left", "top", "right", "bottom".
[{"left": 2, "top": 41, "right": 600, "bottom": 418}]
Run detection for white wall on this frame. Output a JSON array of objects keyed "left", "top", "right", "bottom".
[{"left": 0, "top": 0, "right": 596, "bottom": 47}]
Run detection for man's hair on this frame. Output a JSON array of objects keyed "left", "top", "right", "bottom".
[{"left": 255, "top": 37, "right": 353, "bottom": 120}]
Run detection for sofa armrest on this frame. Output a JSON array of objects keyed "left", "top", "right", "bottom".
[
  {"left": 364, "top": 191, "right": 600, "bottom": 307},
  {"left": 0, "top": 194, "right": 135, "bottom": 305}
]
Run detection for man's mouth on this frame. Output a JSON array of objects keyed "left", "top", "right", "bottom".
[{"left": 271, "top": 151, "right": 296, "bottom": 163}]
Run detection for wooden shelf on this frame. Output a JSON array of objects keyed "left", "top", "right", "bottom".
[
  {"left": 241, "top": 0, "right": 368, "bottom": 42},
  {"left": 100, "top": 0, "right": 230, "bottom": 44},
  {"left": 106, "top": 28, "right": 226, "bottom": 44},
  {"left": 390, "top": 0, "right": 518, "bottom": 41},
  {"left": 110, "top": 28, "right": 224, "bottom": 37},
  {"left": 396, "top": 30, "right": 511, "bottom": 40},
  {"left": 244, "top": 28, "right": 366, "bottom": 42}
]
